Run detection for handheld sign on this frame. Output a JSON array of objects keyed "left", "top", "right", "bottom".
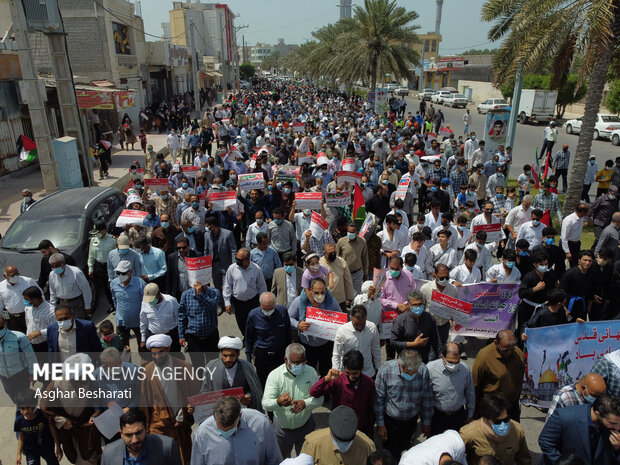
[
  {"left": 209, "top": 191, "right": 237, "bottom": 211},
  {"left": 429, "top": 290, "right": 472, "bottom": 326},
  {"left": 309, "top": 211, "right": 328, "bottom": 239},
  {"left": 325, "top": 191, "right": 351, "bottom": 207},
  {"left": 238, "top": 173, "right": 264, "bottom": 192},
  {"left": 115, "top": 209, "right": 148, "bottom": 227},
  {"left": 304, "top": 307, "right": 348, "bottom": 340},
  {"left": 185, "top": 256, "right": 213, "bottom": 285},
  {"left": 294, "top": 192, "right": 322, "bottom": 210}
]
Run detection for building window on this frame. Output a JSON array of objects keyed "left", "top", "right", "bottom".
[
  {"left": 423, "top": 40, "right": 429, "bottom": 53},
  {"left": 112, "top": 22, "right": 131, "bottom": 55},
  {"left": 431, "top": 40, "right": 437, "bottom": 52}
]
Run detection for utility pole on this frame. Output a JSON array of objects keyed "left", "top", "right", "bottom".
[
  {"left": 188, "top": 18, "right": 201, "bottom": 116},
  {"left": 418, "top": 46, "right": 425, "bottom": 91},
  {"left": 506, "top": 65, "right": 523, "bottom": 151},
  {"left": 9, "top": 0, "right": 60, "bottom": 192},
  {"left": 242, "top": 35, "right": 246, "bottom": 63},
  {"left": 234, "top": 25, "right": 248, "bottom": 90}
]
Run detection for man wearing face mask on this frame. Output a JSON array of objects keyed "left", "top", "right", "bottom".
[
  {"left": 107, "top": 235, "right": 142, "bottom": 283},
  {"left": 263, "top": 343, "right": 324, "bottom": 458},
  {"left": 110, "top": 261, "right": 146, "bottom": 351},
  {"left": 301, "top": 405, "right": 375, "bottom": 463},
  {"left": 180, "top": 194, "right": 207, "bottom": 233},
  {"left": 87, "top": 221, "right": 116, "bottom": 314},
  {"left": 375, "top": 349, "right": 434, "bottom": 460},
  {"left": 0, "top": 265, "right": 40, "bottom": 333},
  {"left": 420, "top": 264, "right": 458, "bottom": 354},
  {"left": 192, "top": 396, "right": 280, "bottom": 465},
  {"left": 175, "top": 219, "right": 204, "bottom": 256},
  {"left": 515, "top": 208, "right": 545, "bottom": 248},
  {"left": 0, "top": 313, "right": 36, "bottom": 404},
  {"left": 48, "top": 253, "right": 92, "bottom": 320},
  {"left": 547, "top": 373, "right": 607, "bottom": 419},
  {"left": 20, "top": 187, "right": 36, "bottom": 213},
  {"left": 320, "top": 243, "right": 354, "bottom": 311},
  {"left": 139, "top": 283, "right": 181, "bottom": 353},
  {"left": 22, "top": 286, "right": 55, "bottom": 352},
  {"left": 46, "top": 304, "right": 102, "bottom": 359},
  {"left": 223, "top": 248, "right": 267, "bottom": 336},
  {"left": 427, "top": 342, "right": 476, "bottom": 435},
  {"left": 151, "top": 213, "right": 181, "bottom": 255},
  {"left": 245, "top": 292, "right": 291, "bottom": 388},
  {"left": 470, "top": 201, "right": 505, "bottom": 252},
  {"left": 165, "top": 237, "right": 198, "bottom": 300},
  {"left": 460, "top": 393, "right": 531, "bottom": 465},
  {"left": 175, "top": 192, "right": 193, "bottom": 226},
  {"left": 268, "top": 207, "right": 297, "bottom": 263}
]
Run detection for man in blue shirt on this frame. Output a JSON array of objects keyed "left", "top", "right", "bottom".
[
  {"left": 245, "top": 292, "right": 291, "bottom": 388},
  {"left": 134, "top": 237, "right": 167, "bottom": 291},
  {"left": 0, "top": 313, "right": 35, "bottom": 405},
  {"left": 250, "top": 233, "right": 282, "bottom": 291},
  {"left": 110, "top": 260, "right": 146, "bottom": 350}
]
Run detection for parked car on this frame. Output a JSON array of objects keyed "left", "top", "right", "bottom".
[
  {"left": 240, "top": 80, "right": 251, "bottom": 89},
  {"left": 477, "top": 98, "right": 509, "bottom": 114},
  {"left": 564, "top": 113, "right": 620, "bottom": 140},
  {"left": 0, "top": 187, "right": 126, "bottom": 285},
  {"left": 611, "top": 129, "right": 620, "bottom": 146},
  {"left": 386, "top": 83, "right": 399, "bottom": 92},
  {"left": 444, "top": 93, "right": 468, "bottom": 108},
  {"left": 431, "top": 90, "right": 452, "bottom": 105},
  {"left": 418, "top": 88, "right": 436, "bottom": 101},
  {"left": 395, "top": 86, "right": 410, "bottom": 96}
]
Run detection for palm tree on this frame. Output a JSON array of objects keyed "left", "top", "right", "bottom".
[
  {"left": 482, "top": 0, "right": 620, "bottom": 215},
  {"left": 339, "top": 0, "right": 420, "bottom": 94},
  {"left": 308, "top": 23, "right": 349, "bottom": 84}
]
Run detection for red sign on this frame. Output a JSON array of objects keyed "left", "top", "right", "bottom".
[
  {"left": 144, "top": 178, "right": 169, "bottom": 188},
  {"left": 429, "top": 290, "right": 472, "bottom": 326},
  {"left": 472, "top": 223, "right": 502, "bottom": 234},
  {"left": 188, "top": 387, "right": 244, "bottom": 423},
  {"left": 76, "top": 89, "right": 114, "bottom": 109}
]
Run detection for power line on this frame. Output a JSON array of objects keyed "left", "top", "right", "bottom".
[{"left": 440, "top": 40, "right": 495, "bottom": 51}]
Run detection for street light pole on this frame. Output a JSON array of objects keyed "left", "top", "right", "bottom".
[
  {"left": 189, "top": 18, "right": 201, "bottom": 116},
  {"left": 506, "top": 65, "right": 523, "bottom": 151}
]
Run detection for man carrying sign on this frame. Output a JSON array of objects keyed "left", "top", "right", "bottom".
[
  {"left": 420, "top": 264, "right": 458, "bottom": 355},
  {"left": 470, "top": 201, "right": 505, "bottom": 251}
]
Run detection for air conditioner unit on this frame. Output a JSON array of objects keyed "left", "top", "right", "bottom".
[{"left": 22, "top": 0, "right": 63, "bottom": 33}]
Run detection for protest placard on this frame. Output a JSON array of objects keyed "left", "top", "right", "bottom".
[
  {"left": 360, "top": 213, "right": 377, "bottom": 237},
  {"left": 373, "top": 268, "right": 387, "bottom": 288},
  {"left": 276, "top": 167, "right": 300, "bottom": 183},
  {"left": 341, "top": 158, "right": 356, "bottom": 172},
  {"left": 336, "top": 170, "right": 362, "bottom": 185},
  {"left": 188, "top": 388, "right": 245, "bottom": 424},
  {"left": 238, "top": 173, "right": 264, "bottom": 192},
  {"left": 183, "top": 166, "right": 199, "bottom": 172},
  {"left": 381, "top": 311, "right": 398, "bottom": 339},
  {"left": 92, "top": 402, "right": 124, "bottom": 439},
  {"left": 304, "top": 307, "right": 348, "bottom": 340},
  {"left": 115, "top": 209, "right": 148, "bottom": 227},
  {"left": 294, "top": 192, "right": 322, "bottom": 210},
  {"left": 316, "top": 153, "right": 328, "bottom": 167},
  {"left": 209, "top": 191, "right": 237, "bottom": 211},
  {"left": 309, "top": 212, "right": 328, "bottom": 239},
  {"left": 395, "top": 178, "right": 410, "bottom": 200},
  {"left": 185, "top": 256, "right": 213, "bottom": 285},
  {"left": 296, "top": 151, "right": 312, "bottom": 165},
  {"left": 292, "top": 122, "right": 305, "bottom": 133},
  {"left": 325, "top": 191, "right": 351, "bottom": 207},
  {"left": 472, "top": 223, "right": 502, "bottom": 234},
  {"left": 521, "top": 321, "right": 620, "bottom": 408},
  {"left": 429, "top": 290, "right": 472, "bottom": 326},
  {"left": 144, "top": 178, "right": 170, "bottom": 189}
]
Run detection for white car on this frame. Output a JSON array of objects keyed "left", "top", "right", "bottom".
[
  {"left": 418, "top": 88, "right": 435, "bottom": 101},
  {"left": 564, "top": 113, "right": 620, "bottom": 140},
  {"left": 386, "top": 83, "right": 399, "bottom": 92},
  {"left": 240, "top": 80, "right": 251, "bottom": 89},
  {"left": 396, "top": 86, "right": 410, "bottom": 96},
  {"left": 444, "top": 93, "right": 468, "bottom": 108},
  {"left": 611, "top": 129, "right": 620, "bottom": 146},
  {"left": 477, "top": 98, "right": 509, "bottom": 114},
  {"left": 431, "top": 90, "right": 452, "bottom": 105}
]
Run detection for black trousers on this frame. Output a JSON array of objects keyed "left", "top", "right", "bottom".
[
  {"left": 118, "top": 326, "right": 141, "bottom": 348},
  {"left": 32, "top": 341, "right": 49, "bottom": 352},
  {"left": 431, "top": 406, "right": 467, "bottom": 436},
  {"left": 383, "top": 414, "right": 418, "bottom": 461},
  {"left": 6, "top": 312, "right": 26, "bottom": 334},
  {"left": 0, "top": 368, "right": 29, "bottom": 405},
  {"left": 581, "top": 183, "right": 592, "bottom": 203},
  {"left": 567, "top": 240, "right": 581, "bottom": 268},
  {"left": 556, "top": 168, "right": 568, "bottom": 192},
  {"left": 94, "top": 261, "right": 113, "bottom": 306},
  {"left": 231, "top": 294, "right": 260, "bottom": 337},
  {"left": 516, "top": 301, "right": 536, "bottom": 347},
  {"left": 254, "top": 347, "right": 285, "bottom": 388},
  {"left": 186, "top": 330, "right": 219, "bottom": 368},
  {"left": 541, "top": 139, "right": 555, "bottom": 160},
  {"left": 302, "top": 341, "right": 334, "bottom": 378}
]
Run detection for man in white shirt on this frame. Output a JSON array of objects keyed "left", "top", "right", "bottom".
[
  {"left": 541, "top": 121, "right": 558, "bottom": 161},
  {"left": 166, "top": 129, "right": 180, "bottom": 160},
  {"left": 48, "top": 253, "right": 92, "bottom": 319},
  {"left": 402, "top": 231, "right": 433, "bottom": 278},
  {"left": 464, "top": 133, "right": 479, "bottom": 167},
  {"left": 561, "top": 203, "right": 590, "bottom": 267},
  {"left": 332, "top": 305, "right": 381, "bottom": 378},
  {"left": 516, "top": 208, "right": 545, "bottom": 248},
  {"left": 22, "top": 286, "right": 55, "bottom": 352},
  {"left": 462, "top": 231, "right": 494, "bottom": 277},
  {"left": 424, "top": 204, "right": 443, "bottom": 231},
  {"left": 470, "top": 201, "right": 505, "bottom": 251},
  {"left": 463, "top": 110, "right": 473, "bottom": 135},
  {"left": 139, "top": 283, "right": 181, "bottom": 352},
  {"left": 400, "top": 163, "right": 421, "bottom": 212},
  {"left": 0, "top": 265, "right": 40, "bottom": 333},
  {"left": 471, "top": 140, "right": 488, "bottom": 169},
  {"left": 429, "top": 229, "right": 458, "bottom": 270},
  {"left": 378, "top": 214, "right": 408, "bottom": 268},
  {"left": 246, "top": 211, "right": 269, "bottom": 249},
  {"left": 450, "top": 249, "right": 482, "bottom": 286},
  {"left": 486, "top": 249, "right": 522, "bottom": 283},
  {"left": 504, "top": 195, "right": 533, "bottom": 248}
]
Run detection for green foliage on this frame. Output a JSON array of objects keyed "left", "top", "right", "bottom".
[
  {"left": 461, "top": 48, "right": 497, "bottom": 55},
  {"left": 499, "top": 73, "right": 550, "bottom": 99},
  {"left": 555, "top": 75, "right": 587, "bottom": 118},
  {"left": 261, "top": 52, "right": 281, "bottom": 72},
  {"left": 239, "top": 62, "right": 255, "bottom": 80},
  {"left": 606, "top": 79, "right": 620, "bottom": 114}
]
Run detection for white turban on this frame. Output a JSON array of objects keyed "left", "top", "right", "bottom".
[
  {"left": 63, "top": 353, "right": 92, "bottom": 380},
  {"left": 218, "top": 336, "right": 243, "bottom": 350},
  {"left": 361, "top": 280, "right": 373, "bottom": 295},
  {"left": 146, "top": 334, "right": 172, "bottom": 349}
]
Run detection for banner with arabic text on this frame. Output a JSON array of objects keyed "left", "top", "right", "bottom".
[{"left": 521, "top": 321, "right": 620, "bottom": 408}]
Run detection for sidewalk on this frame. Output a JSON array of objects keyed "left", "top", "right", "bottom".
[{"left": 0, "top": 133, "right": 168, "bottom": 236}]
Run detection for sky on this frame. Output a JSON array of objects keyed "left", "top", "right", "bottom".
[{"left": 139, "top": 0, "right": 494, "bottom": 54}]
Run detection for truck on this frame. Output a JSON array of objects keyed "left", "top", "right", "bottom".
[{"left": 517, "top": 89, "right": 558, "bottom": 124}]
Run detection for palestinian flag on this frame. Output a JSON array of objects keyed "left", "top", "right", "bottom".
[
  {"left": 17, "top": 135, "right": 37, "bottom": 162},
  {"left": 352, "top": 182, "right": 365, "bottom": 221}
]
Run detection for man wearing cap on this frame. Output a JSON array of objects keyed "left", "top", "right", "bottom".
[
  {"left": 301, "top": 405, "right": 375, "bottom": 464},
  {"left": 178, "top": 279, "right": 220, "bottom": 367},
  {"left": 201, "top": 336, "right": 264, "bottom": 411},
  {"left": 48, "top": 253, "right": 92, "bottom": 319},
  {"left": 223, "top": 248, "right": 267, "bottom": 336},
  {"left": 139, "top": 283, "right": 181, "bottom": 352},
  {"left": 107, "top": 235, "right": 142, "bottom": 281},
  {"left": 20, "top": 188, "right": 36, "bottom": 213},
  {"left": 110, "top": 260, "right": 146, "bottom": 350},
  {"left": 245, "top": 292, "right": 292, "bottom": 388},
  {"left": 88, "top": 221, "right": 116, "bottom": 314},
  {"left": 140, "top": 334, "right": 199, "bottom": 465},
  {"left": 134, "top": 237, "right": 167, "bottom": 290},
  {"left": 0, "top": 265, "right": 40, "bottom": 333},
  {"left": 191, "top": 396, "right": 281, "bottom": 465}
]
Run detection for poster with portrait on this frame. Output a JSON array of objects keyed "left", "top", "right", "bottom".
[{"left": 483, "top": 109, "right": 510, "bottom": 157}]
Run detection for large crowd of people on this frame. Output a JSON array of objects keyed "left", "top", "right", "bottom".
[{"left": 2, "top": 78, "right": 620, "bottom": 465}]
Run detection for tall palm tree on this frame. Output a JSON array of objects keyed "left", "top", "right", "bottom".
[
  {"left": 482, "top": 0, "right": 620, "bottom": 215},
  {"left": 339, "top": 0, "right": 420, "bottom": 93},
  {"left": 308, "top": 23, "right": 348, "bottom": 82}
]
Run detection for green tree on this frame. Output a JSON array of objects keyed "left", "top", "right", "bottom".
[
  {"left": 482, "top": 0, "right": 620, "bottom": 215},
  {"left": 607, "top": 79, "right": 620, "bottom": 113},
  {"left": 239, "top": 62, "right": 255, "bottom": 80},
  {"left": 339, "top": 0, "right": 420, "bottom": 93},
  {"left": 261, "top": 52, "right": 281, "bottom": 73},
  {"left": 556, "top": 74, "right": 588, "bottom": 118}
]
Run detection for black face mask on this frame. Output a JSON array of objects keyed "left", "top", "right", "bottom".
[
  {"left": 236, "top": 259, "right": 245, "bottom": 267},
  {"left": 327, "top": 252, "right": 336, "bottom": 262}
]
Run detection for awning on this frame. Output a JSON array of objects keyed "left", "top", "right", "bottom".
[
  {"left": 91, "top": 80, "right": 115, "bottom": 87},
  {"left": 201, "top": 70, "right": 223, "bottom": 78}
]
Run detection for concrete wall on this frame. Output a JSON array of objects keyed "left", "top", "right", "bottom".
[{"left": 456, "top": 80, "right": 503, "bottom": 103}]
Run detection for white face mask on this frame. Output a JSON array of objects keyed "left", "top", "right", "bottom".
[
  {"left": 444, "top": 361, "right": 458, "bottom": 372},
  {"left": 7, "top": 275, "right": 19, "bottom": 285},
  {"left": 57, "top": 319, "right": 73, "bottom": 331},
  {"left": 261, "top": 309, "right": 275, "bottom": 317},
  {"left": 313, "top": 293, "right": 325, "bottom": 303},
  {"left": 332, "top": 435, "right": 354, "bottom": 453}
]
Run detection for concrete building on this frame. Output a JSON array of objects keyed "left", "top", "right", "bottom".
[
  {"left": 169, "top": 2, "right": 236, "bottom": 91},
  {"left": 250, "top": 42, "right": 274, "bottom": 66}
]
